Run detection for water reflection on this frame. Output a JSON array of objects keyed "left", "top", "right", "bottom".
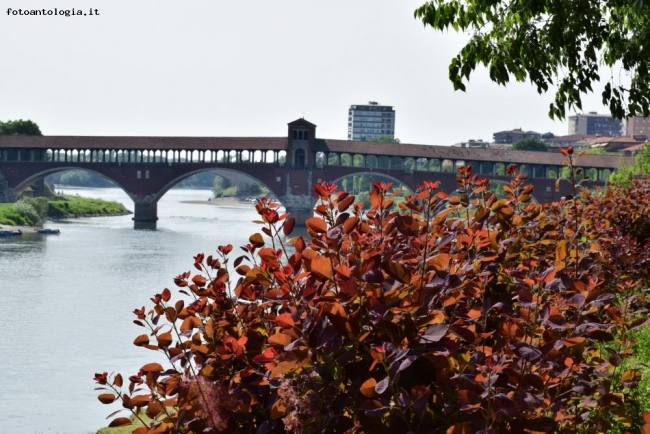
[
  {"left": 0, "top": 233, "right": 45, "bottom": 257},
  {"left": 0, "top": 187, "right": 265, "bottom": 433}
]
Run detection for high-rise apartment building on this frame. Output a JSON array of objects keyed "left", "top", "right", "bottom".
[
  {"left": 625, "top": 116, "right": 650, "bottom": 137},
  {"left": 347, "top": 102, "right": 395, "bottom": 141},
  {"left": 568, "top": 112, "right": 622, "bottom": 136}
]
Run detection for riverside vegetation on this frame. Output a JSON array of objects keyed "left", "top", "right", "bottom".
[
  {"left": 94, "top": 148, "right": 650, "bottom": 433},
  {"left": 0, "top": 194, "right": 130, "bottom": 227}
]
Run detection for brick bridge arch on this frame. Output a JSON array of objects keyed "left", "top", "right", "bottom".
[
  {"left": 152, "top": 167, "right": 282, "bottom": 204},
  {"left": 0, "top": 161, "right": 288, "bottom": 227}
]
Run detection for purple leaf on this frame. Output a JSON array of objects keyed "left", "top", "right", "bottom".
[{"left": 419, "top": 323, "right": 448, "bottom": 343}]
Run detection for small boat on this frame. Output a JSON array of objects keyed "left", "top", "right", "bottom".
[
  {"left": 38, "top": 228, "right": 61, "bottom": 235},
  {"left": 0, "top": 229, "right": 22, "bottom": 237}
]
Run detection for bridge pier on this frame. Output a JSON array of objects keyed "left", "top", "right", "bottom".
[
  {"left": 281, "top": 194, "right": 314, "bottom": 226},
  {"left": 133, "top": 201, "right": 158, "bottom": 230},
  {"left": 284, "top": 207, "right": 314, "bottom": 225},
  {"left": 31, "top": 178, "right": 46, "bottom": 198},
  {"left": 0, "top": 170, "right": 13, "bottom": 202}
]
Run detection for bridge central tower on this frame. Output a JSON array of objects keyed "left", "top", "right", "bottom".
[{"left": 281, "top": 119, "right": 319, "bottom": 222}]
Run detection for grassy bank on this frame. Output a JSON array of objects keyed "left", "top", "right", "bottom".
[
  {"left": 0, "top": 202, "right": 33, "bottom": 226},
  {"left": 0, "top": 195, "right": 131, "bottom": 227},
  {"left": 48, "top": 195, "right": 131, "bottom": 219}
]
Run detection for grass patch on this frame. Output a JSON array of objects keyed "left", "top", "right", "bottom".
[
  {"left": 1, "top": 195, "right": 131, "bottom": 227},
  {"left": 48, "top": 195, "right": 130, "bottom": 219},
  {"left": 96, "top": 408, "right": 176, "bottom": 433},
  {"left": 609, "top": 321, "right": 650, "bottom": 433},
  {"left": 95, "top": 413, "right": 146, "bottom": 434},
  {"left": 0, "top": 203, "right": 31, "bottom": 226}
]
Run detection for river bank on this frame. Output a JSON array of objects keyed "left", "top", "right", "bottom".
[
  {"left": 0, "top": 224, "right": 37, "bottom": 233},
  {"left": 0, "top": 194, "right": 131, "bottom": 229},
  {"left": 180, "top": 196, "right": 256, "bottom": 208}
]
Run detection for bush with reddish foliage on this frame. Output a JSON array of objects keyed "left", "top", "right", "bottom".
[{"left": 95, "top": 149, "right": 650, "bottom": 433}]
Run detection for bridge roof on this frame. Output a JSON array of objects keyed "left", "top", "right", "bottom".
[
  {"left": 0, "top": 135, "right": 632, "bottom": 169},
  {"left": 315, "top": 139, "right": 632, "bottom": 169},
  {"left": 0, "top": 136, "right": 289, "bottom": 151}
]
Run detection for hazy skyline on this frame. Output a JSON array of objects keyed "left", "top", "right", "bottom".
[{"left": 2, "top": 1, "right": 613, "bottom": 145}]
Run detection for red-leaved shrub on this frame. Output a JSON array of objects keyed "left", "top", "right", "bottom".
[{"left": 95, "top": 149, "right": 650, "bottom": 433}]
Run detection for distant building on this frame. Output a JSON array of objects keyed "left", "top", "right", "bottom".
[
  {"left": 545, "top": 134, "right": 595, "bottom": 150},
  {"left": 576, "top": 135, "right": 644, "bottom": 152},
  {"left": 568, "top": 112, "right": 622, "bottom": 136},
  {"left": 454, "top": 139, "right": 488, "bottom": 149},
  {"left": 348, "top": 102, "right": 395, "bottom": 141},
  {"left": 492, "top": 128, "right": 541, "bottom": 144},
  {"left": 625, "top": 116, "right": 650, "bottom": 136},
  {"left": 620, "top": 142, "right": 649, "bottom": 157}
]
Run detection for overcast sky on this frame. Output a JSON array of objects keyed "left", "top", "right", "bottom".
[{"left": 1, "top": 1, "right": 612, "bottom": 145}]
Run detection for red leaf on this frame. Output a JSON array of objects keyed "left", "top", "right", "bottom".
[
  {"left": 337, "top": 195, "right": 355, "bottom": 212},
  {"left": 310, "top": 255, "right": 333, "bottom": 279},
  {"left": 270, "top": 400, "right": 286, "bottom": 419},
  {"left": 306, "top": 217, "right": 327, "bottom": 234},
  {"left": 192, "top": 275, "right": 207, "bottom": 286},
  {"left": 360, "top": 378, "right": 377, "bottom": 398},
  {"left": 140, "top": 362, "right": 164, "bottom": 373},
  {"left": 112, "top": 373, "right": 123, "bottom": 388},
  {"left": 98, "top": 393, "right": 117, "bottom": 404},
  {"left": 249, "top": 233, "right": 265, "bottom": 248},
  {"left": 108, "top": 417, "right": 132, "bottom": 427},
  {"left": 276, "top": 313, "right": 295, "bottom": 329},
  {"left": 253, "top": 347, "right": 277, "bottom": 364},
  {"left": 283, "top": 218, "right": 296, "bottom": 236},
  {"left": 133, "top": 334, "right": 150, "bottom": 347}
]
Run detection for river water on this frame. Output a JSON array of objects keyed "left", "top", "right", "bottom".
[{"left": 0, "top": 188, "right": 265, "bottom": 433}]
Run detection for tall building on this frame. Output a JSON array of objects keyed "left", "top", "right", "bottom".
[
  {"left": 625, "top": 116, "right": 650, "bottom": 137},
  {"left": 347, "top": 102, "right": 395, "bottom": 141},
  {"left": 568, "top": 112, "right": 622, "bottom": 136}
]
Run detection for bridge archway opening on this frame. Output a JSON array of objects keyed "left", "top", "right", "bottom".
[
  {"left": 415, "top": 158, "right": 428, "bottom": 172},
  {"left": 315, "top": 152, "right": 326, "bottom": 168},
  {"left": 13, "top": 167, "right": 131, "bottom": 202},
  {"left": 329, "top": 171, "right": 414, "bottom": 204},
  {"left": 278, "top": 150, "right": 287, "bottom": 166},
  {"left": 428, "top": 159, "right": 441, "bottom": 172},
  {"left": 241, "top": 150, "right": 251, "bottom": 163},
  {"left": 602, "top": 169, "right": 612, "bottom": 182},
  {"left": 153, "top": 168, "right": 282, "bottom": 205},
  {"left": 391, "top": 157, "right": 404, "bottom": 170},
  {"left": 405, "top": 157, "right": 416, "bottom": 174},
  {"left": 366, "top": 155, "right": 378, "bottom": 168}
]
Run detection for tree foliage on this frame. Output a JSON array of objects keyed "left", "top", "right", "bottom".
[
  {"left": 0, "top": 119, "right": 42, "bottom": 135},
  {"left": 94, "top": 149, "right": 650, "bottom": 433},
  {"left": 512, "top": 138, "right": 550, "bottom": 152},
  {"left": 212, "top": 176, "right": 232, "bottom": 197},
  {"left": 46, "top": 170, "right": 116, "bottom": 188},
  {"left": 610, "top": 143, "right": 650, "bottom": 184},
  {"left": 414, "top": 1, "right": 650, "bottom": 120},
  {"left": 370, "top": 136, "right": 401, "bottom": 144}
]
